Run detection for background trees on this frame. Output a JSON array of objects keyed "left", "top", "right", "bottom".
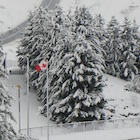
[
  {"left": 119, "top": 18, "right": 139, "bottom": 80},
  {"left": 17, "top": 5, "right": 140, "bottom": 123},
  {"left": 103, "top": 16, "right": 122, "bottom": 76},
  {"left": 103, "top": 17, "right": 139, "bottom": 80}
]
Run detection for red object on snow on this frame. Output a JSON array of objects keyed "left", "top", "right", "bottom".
[{"left": 36, "top": 60, "right": 47, "bottom": 72}]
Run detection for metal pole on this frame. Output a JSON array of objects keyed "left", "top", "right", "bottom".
[
  {"left": 18, "top": 87, "right": 21, "bottom": 133},
  {"left": 16, "top": 84, "right": 21, "bottom": 134},
  {"left": 46, "top": 59, "right": 49, "bottom": 140},
  {"left": 27, "top": 56, "right": 30, "bottom": 136}
]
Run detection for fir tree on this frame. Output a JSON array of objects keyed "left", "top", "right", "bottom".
[
  {"left": 17, "top": 12, "right": 34, "bottom": 72},
  {"left": 94, "top": 14, "right": 105, "bottom": 44},
  {"left": 103, "top": 16, "right": 122, "bottom": 76},
  {"left": 132, "top": 20, "right": 140, "bottom": 73},
  {"left": 17, "top": 6, "right": 49, "bottom": 90},
  {"left": 36, "top": 6, "right": 66, "bottom": 102},
  {"left": 49, "top": 39, "right": 106, "bottom": 123},
  {"left": 48, "top": 12, "right": 75, "bottom": 119},
  {"left": 120, "top": 18, "right": 138, "bottom": 80},
  {"left": 0, "top": 41, "right": 16, "bottom": 140},
  {"left": 49, "top": 7, "right": 106, "bottom": 123}
]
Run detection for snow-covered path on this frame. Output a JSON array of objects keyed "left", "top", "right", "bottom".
[
  {"left": 2, "top": 40, "right": 48, "bottom": 133},
  {"left": 6, "top": 74, "right": 48, "bottom": 133},
  {"left": 2, "top": 38, "right": 52, "bottom": 138}
]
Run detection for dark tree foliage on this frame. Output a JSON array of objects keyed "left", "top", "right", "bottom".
[{"left": 103, "top": 16, "right": 122, "bottom": 76}]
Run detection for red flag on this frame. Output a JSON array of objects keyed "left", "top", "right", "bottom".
[{"left": 36, "top": 60, "right": 47, "bottom": 72}]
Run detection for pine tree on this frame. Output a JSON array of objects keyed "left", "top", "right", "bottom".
[
  {"left": 0, "top": 40, "right": 16, "bottom": 140},
  {"left": 103, "top": 16, "right": 122, "bottom": 76},
  {"left": 17, "top": 6, "right": 49, "bottom": 90},
  {"left": 120, "top": 18, "right": 138, "bottom": 80},
  {"left": 36, "top": 6, "right": 66, "bottom": 103},
  {"left": 94, "top": 14, "right": 105, "bottom": 44},
  {"left": 17, "top": 12, "right": 34, "bottom": 72},
  {"left": 132, "top": 20, "right": 140, "bottom": 73},
  {"left": 49, "top": 7, "right": 106, "bottom": 123},
  {"left": 48, "top": 11, "right": 75, "bottom": 119}
]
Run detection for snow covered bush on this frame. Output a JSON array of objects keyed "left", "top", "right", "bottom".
[
  {"left": 15, "top": 135, "right": 38, "bottom": 140},
  {"left": 125, "top": 75, "right": 140, "bottom": 93}
]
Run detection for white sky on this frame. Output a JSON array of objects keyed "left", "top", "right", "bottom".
[{"left": 2, "top": 0, "right": 140, "bottom": 140}]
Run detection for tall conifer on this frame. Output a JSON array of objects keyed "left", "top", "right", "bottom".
[{"left": 49, "top": 7, "right": 106, "bottom": 123}]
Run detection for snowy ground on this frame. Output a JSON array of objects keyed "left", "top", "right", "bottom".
[
  {"left": 2, "top": 0, "right": 140, "bottom": 140},
  {"left": 7, "top": 74, "right": 48, "bottom": 132},
  {"left": 103, "top": 74, "right": 140, "bottom": 119},
  {"left": 39, "top": 127, "right": 140, "bottom": 140}
]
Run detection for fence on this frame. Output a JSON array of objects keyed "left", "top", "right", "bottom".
[
  {"left": 20, "top": 117, "right": 140, "bottom": 137},
  {"left": 9, "top": 68, "right": 24, "bottom": 75}
]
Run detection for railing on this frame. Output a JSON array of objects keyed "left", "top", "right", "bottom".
[{"left": 20, "top": 117, "right": 140, "bottom": 137}]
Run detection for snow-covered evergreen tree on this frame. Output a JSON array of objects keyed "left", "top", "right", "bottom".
[
  {"left": 103, "top": 16, "right": 122, "bottom": 76},
  {"left": 0, "top": 41, "right": 16, "bottom": 140},
  {"left": 132, "top": 20, "right": 140, "bottom": 73},
  {"left": 120, "top": 18, "right": 138, "bottom": 80},
  {"left": 47, "top": 11, "right": 75, "bottom": 119},
  {"left": 17, "top": 12, "right": 34, "bottom": 72},
  {"left": 49, "top": 7, "right": 106, "bottom": 123},
  {"left": 17, "top": 6, "right": 49, "bottom": 90},
  {"left": 94, "top": 14, "right": 105, "bottom": 44},
  {"left": 35, "top": 6, "right": 66, "bottom": 103}
]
